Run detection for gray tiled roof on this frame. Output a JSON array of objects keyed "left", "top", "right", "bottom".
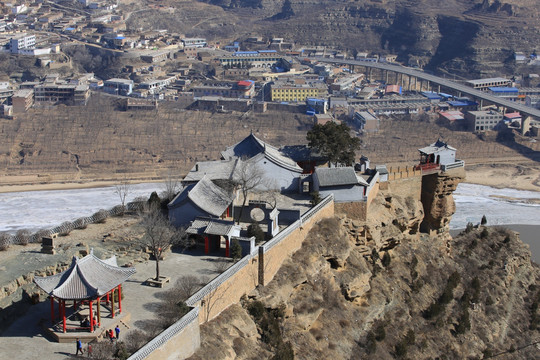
[
  {"left": 315, "top": 167, "right": 367, "bottom": 187},
  {"left": 33, "top": 252, "right": 136, "bottom": 300},
  {"left": 186, "top": 218, "right": 211, "bottom": 235},
  {"left": 221, "top": 133, "right": 302, "bottom": 172},
  {"left": 186, "top": 217, "right": 237, "bottom": 236},
  {"left": 183, "top": 158, "right": 238, "bottom": 182},
  {"left": 187, "top": 176, "right": 234, "bottom": 217},
  {"left": 418, "top": 139, "right": 456, "bottom": 154},
  {"left": 205, "top": 221, "right": 234, "bottom": 236}
]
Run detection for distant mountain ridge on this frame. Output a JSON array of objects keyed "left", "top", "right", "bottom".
[{"left": 161, "top": 0, "right": 540, "bottom": 77}]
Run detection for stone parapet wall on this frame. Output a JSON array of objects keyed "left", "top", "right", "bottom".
[
  {"left": 387, "top": 165, "right": 422, "bottom": 181},
  {"left": 128, "top": 195, "right": 335, "bottom": 360},
  {"left": 130, "top": 307, "right": 200, "bottom": 360}
]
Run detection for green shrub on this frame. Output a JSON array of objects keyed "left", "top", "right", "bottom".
[
  {"left": 481, "top": 228, "right": 489, "bottom": 239},
  {"left": 455, "top": 308, "right": 471, "bottom": 335},
  {"left": 411, "top": 278, "right": 424, "bottom": 293},
  {"left": 394, "top": 341, "right": 408, "bottom": 357},
  {"left": 424, "top": 272, "right": 460, "bottom": 319},
  {"left": 471, "top": 277, "right": 481, "bottom": 303},
  {"left": 247, "top": 222, "right": 265, "bottom": 244},
  {"left": 248, "top": 301, "right": 265, "bottom": 321},
  {"left": 310, "top": 191, "right": 321, "bottom": 206},
  {"left": 481, "top": 215, "right": 487, "bottom": 225},
  {"left": 231, "top": 239, "right": 243, "bottom": 260},
  {"left": 381, "top": 251, "right": 391, "bottom": 268},
  {"left": 271, "top": 341, "right": 294, "bottom": 360},
  {"left": 148, "top": 191, "right": 161, "bottom": 210},
  {"left": 365, "top": 331, "right": 377, "bottom": 354},
  {"left": 374, "top": 322, "right": 386, "bottom": 341}
]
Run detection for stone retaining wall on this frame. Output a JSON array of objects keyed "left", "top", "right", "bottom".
[{"left": 128, "top": 195, "right": 335, "bottom": 360}]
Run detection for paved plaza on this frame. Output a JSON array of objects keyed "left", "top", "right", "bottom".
[{"left": 0, "top": 249, "right": 223, "bottom": 359}]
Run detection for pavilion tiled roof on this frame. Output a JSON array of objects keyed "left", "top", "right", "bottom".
[{"left": 34, "top": 252, "right": 136, "bottom": 300}]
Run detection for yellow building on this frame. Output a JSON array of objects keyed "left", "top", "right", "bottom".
[{"left": 271, "top": 82, "right": 327, "bottom": 102}]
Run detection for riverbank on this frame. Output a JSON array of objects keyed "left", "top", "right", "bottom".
[
  {"left": 464, "top": 162, "right": 540, "bottom": 192},
  {"left": 0, "top": 163, "right": 537, "bottom": 194},
  {"left": 451, "top": 224, "right": 539, "bottom": 264}
]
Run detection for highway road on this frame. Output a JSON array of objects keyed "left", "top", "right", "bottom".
[{"left": 311, "top": 57, "right": 540, "bottom": 120}]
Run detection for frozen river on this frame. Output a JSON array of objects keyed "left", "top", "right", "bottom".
[
  {"left": 449, "top": 183, "right": 540, "bottom": 229},
  {"left": 0, "top": 182, "right": 162, "bottom": 234},
  {"left": 0, "top": 182, "right": 539, "bottom": 234}
]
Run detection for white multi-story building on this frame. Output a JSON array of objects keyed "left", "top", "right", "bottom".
[
  {"left": 465, "top": 110, "right": 504, "bottom": 131},
  {"left": 10, "top": 33, "right": 36, "bottom": 54}
]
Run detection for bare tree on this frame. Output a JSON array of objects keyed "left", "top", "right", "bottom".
[
  {"left": 139, "top": 207, "right": 183, "bottom": 280},
  {"left": 259, "top": 188, "right": 280, "bottom": 209},
  {"left": 161, "top": 170, "right": 182, "bottom": 203},
  {"left": 114, "top": 179, "right": 131, "bottom": 215},
  {"left": 233, "top": 159, "right": 267, "bottom": 224}
]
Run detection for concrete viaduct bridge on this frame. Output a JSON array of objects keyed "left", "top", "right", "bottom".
[{"left": 310, "top": 57, "right": 540, "bottom": 120}]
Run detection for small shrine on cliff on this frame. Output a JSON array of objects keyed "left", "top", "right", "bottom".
[{"left": 416, "top": 139, "right": 458, "bottom": 171}]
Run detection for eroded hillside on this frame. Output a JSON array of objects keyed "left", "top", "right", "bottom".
[
  {"left": 125, "top": 0, "right": 540, "bottom": 77},
  {"left": 189, "top": 182, "right": 540, "bottom": 359}
]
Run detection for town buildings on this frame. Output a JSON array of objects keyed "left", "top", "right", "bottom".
[
  {"left": 465, "top": 110, "right": 504, "bottom": 131},
  {"left": 271, "top": 80, "right": 327, "bottom": 102}
]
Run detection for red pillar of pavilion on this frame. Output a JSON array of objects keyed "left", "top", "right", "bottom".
[
  {"left": 111, "top": 289, "right": 115, "bottom": 319},
  {"left": 89, "top": 300, "right": 94, "bottom": 332},
  {"left": 97, "top": 297, "right": 101, "bottom": 327},
  {"left": 204, "top": 236, "right": 209, "bottom": 254},
  {"left": 118, "top": 285, "right": 122, "bottom": 314},
  {"left": 50, "top": 297, "right": 54, "bottom": 325},
  {"left": 225, "top": 238, "right": 230, "bottom": 257},
  {"left": 62, "top": 300, "right": 66, "bottom": 333}
]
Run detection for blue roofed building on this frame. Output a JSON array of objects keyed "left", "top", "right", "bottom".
[{"left": 488, "top": 87, "right": 519, "bottom": 100}]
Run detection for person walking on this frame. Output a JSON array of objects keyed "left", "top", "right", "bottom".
[
  {"left": 75, "top": 338, "right": 84, "bottom": 356},
  {"left": 115, "top": 325, "right": 120, "bottom": 340},
  {"left": 108, "top": 329, "right": 114, "bottom": 343}
]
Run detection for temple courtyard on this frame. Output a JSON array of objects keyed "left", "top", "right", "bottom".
[{"left": 0, "top": 249, "right": 220, "bottom": 359}]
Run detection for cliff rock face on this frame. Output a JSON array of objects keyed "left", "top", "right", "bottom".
[
  {"left": 190, "top": 176, "right": 539, "bottom": 360},
  {"left": 420, "top": 168, "right": 465, "bottom": 236}
]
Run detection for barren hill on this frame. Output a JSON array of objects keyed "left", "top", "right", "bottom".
[
  {"left": 1, "top": 96, "right": 538, "bottom": 185},
  {"left": 125, "top": 0, "right": 540, "bottom": 77}
]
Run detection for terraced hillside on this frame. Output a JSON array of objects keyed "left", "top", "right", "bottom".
[{"left": 125, "top": 0, "right": 540, "bottom": 77}]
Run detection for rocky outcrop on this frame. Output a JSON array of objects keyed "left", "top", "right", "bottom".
[
  {"left": 420, "top": 168, "right": 465, "bottom": 236},
  {"left": 191, "top": 188, "right": 539, "bottom": 359}
]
